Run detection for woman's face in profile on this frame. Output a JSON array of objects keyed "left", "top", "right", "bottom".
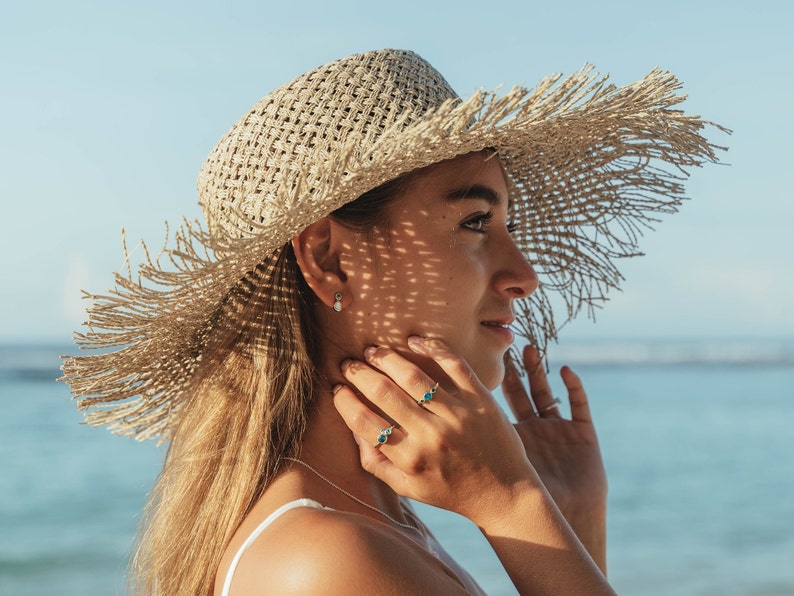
[{"left": 341, "top": 151, "right": 538, "bottom": 388}]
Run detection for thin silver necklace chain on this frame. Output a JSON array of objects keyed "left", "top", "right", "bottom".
[{"left": 282, "top": 457, "right": 421, "bottom": 533}]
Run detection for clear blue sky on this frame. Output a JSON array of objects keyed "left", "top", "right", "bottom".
[{"left": 1, "top": 0, "right": 791, "bottom": 343}]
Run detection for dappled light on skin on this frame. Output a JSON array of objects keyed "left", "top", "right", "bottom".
[
  {"left": 316, "top": 152, "right": 537, "bottom": 395},
  {"left": 192, "top": 154, "right": 537, "bottom": 417}
]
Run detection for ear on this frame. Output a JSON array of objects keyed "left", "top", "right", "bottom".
[{"left": 291, "top": 217, "right": 349, "bottom": 310}]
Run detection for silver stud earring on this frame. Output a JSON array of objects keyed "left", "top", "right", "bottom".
[{"left": 333, "top": 292, "right": 342, "bottom": 312}]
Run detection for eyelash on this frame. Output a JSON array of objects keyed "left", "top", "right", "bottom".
[
  {"left": 462, "top": 211, "right": 493, "bottom": 233},
  {"left": 462, "top": 211, "right": 519, "bottom": 235}
]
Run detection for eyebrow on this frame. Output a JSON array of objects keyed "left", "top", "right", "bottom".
[{"left": 444, "top": 184, "right": 504, "bottom": 206}]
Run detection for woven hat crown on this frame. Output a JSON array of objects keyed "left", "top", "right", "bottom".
[{"left": 197, "top": 49, "right": 459, "bottom": 242}]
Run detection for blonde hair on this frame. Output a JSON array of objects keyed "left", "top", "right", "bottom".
[
  {"left": 129, "top": 244, "right": 318, "bottom": 595},
  {"left": 129, "top": 175, "right": 411, "bottom": 595}
]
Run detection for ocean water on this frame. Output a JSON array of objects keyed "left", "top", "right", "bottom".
[{"left": 1, "top": 340, "right": 793, "bottom": 595}]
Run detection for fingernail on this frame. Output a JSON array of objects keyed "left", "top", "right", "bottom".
[
  {"left": 332, "top": 384, "right": 345, "bottom": 395},
  {"left": 352, "top": 434, "right": 361, "bottom": 445},
  {"left": 340, "top": 359, "right": 353, "bottom": 371},
  {"left": 363, "top": 346, "right": 378, "bottom": 360},
  {"left": 407, "top": 335, "right": 425, "bottom": 349}
]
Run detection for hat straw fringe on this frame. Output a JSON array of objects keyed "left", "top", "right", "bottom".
[{"left": 62, "top": 58, "right": 727, "bottom": 440}]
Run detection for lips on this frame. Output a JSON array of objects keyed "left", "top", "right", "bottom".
[
  {"left": 480, "top": 318, "right": 516, "bottom": 343},
  {"left": 480, "top": 317, "right": 515, "bottom": 329}
]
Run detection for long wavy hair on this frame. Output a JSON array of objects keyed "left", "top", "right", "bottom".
[{"left": 129, "top": 173, "right": 409, "bottom": 595}]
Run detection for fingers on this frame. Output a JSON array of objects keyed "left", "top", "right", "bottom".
[
  {"left": 339, "top": 354, "right": 430, "bottom": 425},
  {"left": 333, "top": 343, "right": 450, "bottom": 462},
  {"left": 501, "top": 353, "right": 536, "bottom": 420},
  {"left": 561, "top": 365, "right": 593, "bottom": 423},
  {"left": 523, "top": 345, "right": 562, "bottom": 419},
  {"left": 332, "top": 387, "right": 410, "bottom": 493},
  {"left": 333, "top": 338, "right": 541, "bottom": 510},
  {"left": 332, "top": 383, "right": 406, "bottom": 448},
  {"left": 362, "top": 346, "right": 449, "bottom": 413},
  {"left": 406, "top": 336, "right": 485, "bottom": 396},
  {"left": 356, "top": 431, "right": 413, "bottom": 493}
]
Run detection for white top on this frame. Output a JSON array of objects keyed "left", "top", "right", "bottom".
[{"left": 220, "top": 498, "right": 329, "bottom": 596}]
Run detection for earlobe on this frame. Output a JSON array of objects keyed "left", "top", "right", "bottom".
[{"left": 291, "top": 218, "right": 348, "bottom": 310}]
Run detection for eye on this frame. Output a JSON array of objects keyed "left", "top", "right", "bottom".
[
  {"left": 461, "top": 211, "right": 494, "bottom": 233},
  {"left": 506, "top": 220, "right": 519, "bottom": 234}
]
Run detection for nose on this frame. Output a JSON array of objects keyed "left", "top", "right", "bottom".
[{"left": 494, "top": 235, "right": 538, "bottom": 299}]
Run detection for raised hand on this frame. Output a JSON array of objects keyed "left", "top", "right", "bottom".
[
  {"left": 332, "top": 336, "right": 537, "bottom": 524},
  {"left": 332, "top": 336, "right": 613, "bottom": 592},
  {"left": 502, "top": 344, "right": 608, "bottom": 571}
]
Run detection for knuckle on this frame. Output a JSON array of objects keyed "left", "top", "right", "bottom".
[
  {"left": 405, "top": 371, "right": 429, "bottom": 392},
  {"left": 425, "top": 424, "right": 454, "bottom": 451},
  {"left": 405, "top": 455, "right": 428, "bottom": 475},
  {"left": 448, "top": 414, "right": 470, "bottom": 436},
  {"left": 359, "top": 452, "right": 375, "bottom": 472},
  {"left": 348, "top": 409, "right": 370, "bottom": 430},
  {"left": 430, "top": 435, "right": 453, "bottom": 458},
  {"left": 368, "top": 378, "right": 393, "bottom": 403}
]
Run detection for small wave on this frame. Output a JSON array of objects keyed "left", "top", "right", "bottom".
[
  {"left": 0, "top": 345, "right": 67, "bottom": 384},
  {"left": 0, "top": 548, "right": 124, "bottom": 576},
  {"left": 1, "top": 340, "right": 793, "bottom": 382},
  {"left": 547, "top": 338, "right": 794, "bottom": 367}
]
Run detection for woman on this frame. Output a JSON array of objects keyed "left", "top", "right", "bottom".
[{"left": 62, "top": 49, "right": 723, "bottom": 594}]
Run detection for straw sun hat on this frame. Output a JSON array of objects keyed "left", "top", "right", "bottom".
[{"left": 62, "top": 48, "right": 726, "bottom": 441}]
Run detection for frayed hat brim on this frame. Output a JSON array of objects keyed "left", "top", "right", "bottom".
[{"left": 61, "top": 52, "right": 727, "bottom": 441}]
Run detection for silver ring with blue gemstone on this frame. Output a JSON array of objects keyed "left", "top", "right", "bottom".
[
  {"left": 374, "top": 425, "right": 394, "bottom": 447},
  {"left": 417, "top": 382, "right": 439, "bottom": 406}
]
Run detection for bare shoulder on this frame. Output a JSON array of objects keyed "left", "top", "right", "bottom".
[{"left": 220, "top": 505, "right": 469, "bottom": 595}]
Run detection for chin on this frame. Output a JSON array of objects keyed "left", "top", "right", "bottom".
[{"left": 475, "top": 359, "right": 506, "bottom": 391}]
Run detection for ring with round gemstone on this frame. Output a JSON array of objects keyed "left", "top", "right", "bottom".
[
  {"left": 538, "top": 397, "right": 562, "bottom": 414},
  {"left": 417, "top": 382, "right": 439, "bottom": 406},
  {"left": 374, "top": 426, "right": 394, "bottom": 447}
]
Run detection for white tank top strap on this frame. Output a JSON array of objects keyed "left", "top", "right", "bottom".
[{"left": 220, "top": 498, "right": 329, "bottom": 596}]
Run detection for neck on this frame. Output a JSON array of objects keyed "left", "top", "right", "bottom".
[
  {"left": 292, "top": 310, "right": 429, "bottom": 527},
  {"left": 296, "top": 380, "right": 407, "bottom": 523}
]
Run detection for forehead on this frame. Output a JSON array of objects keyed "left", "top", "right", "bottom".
[{"left": 404, "top": 151, "right": 509, "bottom": 200}]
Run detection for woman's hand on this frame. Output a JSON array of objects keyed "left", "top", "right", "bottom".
[
  {"left": 502, "top": 344, "right": 608, "bottom": 572},
  {"left": 333, "top": 336, "right": 614, "bottom": 593},
  {"left": 332, "top": 336, "right": 539, "bottom": 525}
]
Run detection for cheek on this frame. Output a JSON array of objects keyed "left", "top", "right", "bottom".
[{"left": 441, "top": 246, "right": 487, "bottom": 281}]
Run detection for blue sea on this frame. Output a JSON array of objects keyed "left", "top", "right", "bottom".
[{"left": 2, "top": 339, "right": 793, "bottom": 595}]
